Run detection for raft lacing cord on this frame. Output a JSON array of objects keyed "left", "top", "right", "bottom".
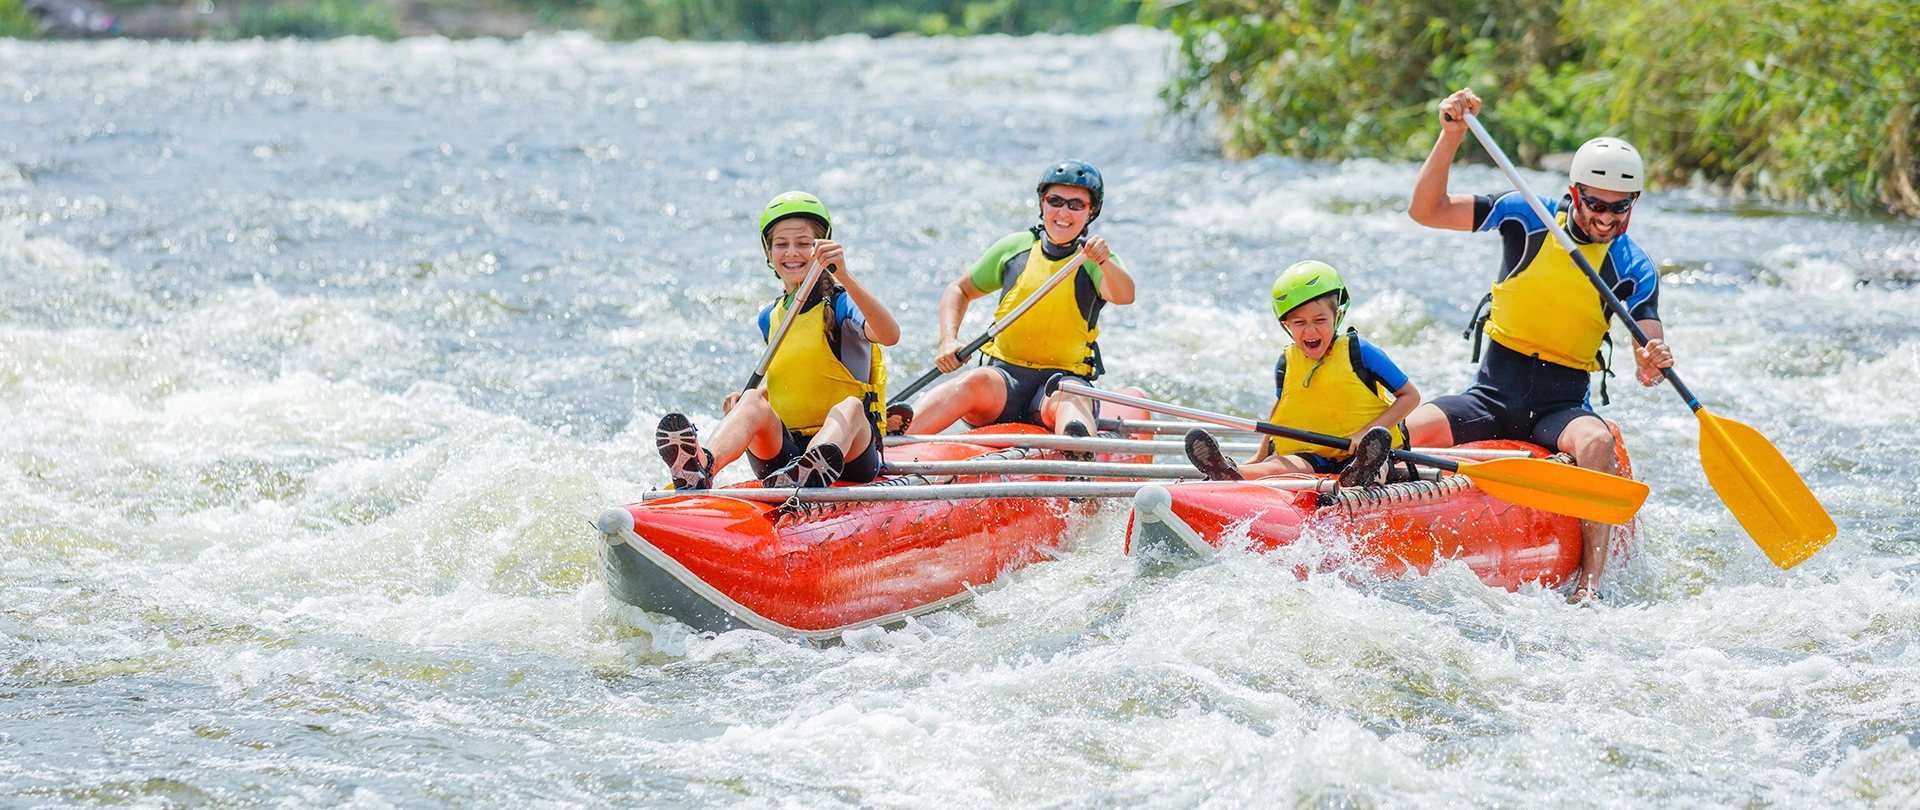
[
  {"left": 1324, "top": 475, "right": 1476, "bottom": 516},
  {"left": 774, "top": 446, "right": 1054, "bottom": 522},
  {"left": 1323, "top": 451, "right": 1578, "bottom": 516}
]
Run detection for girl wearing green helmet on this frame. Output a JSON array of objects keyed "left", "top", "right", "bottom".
[
  {"left": 654, "top": 191, "right": 901, "bottom": 491},
  {"left": 1184, "top": 261, "right": 1422, "bottom": 488}
]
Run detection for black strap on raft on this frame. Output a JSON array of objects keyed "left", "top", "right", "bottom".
[
  {"left": 1463, "top": 292, "right": 1494, "bottom": 364},
  {"left": 1593, "top": 332, "right": 1615, "bottom": 406}
]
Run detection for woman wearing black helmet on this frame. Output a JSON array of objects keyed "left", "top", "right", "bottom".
[{"left": 896, "top": 160, "right": 1136, "bottom": 438}]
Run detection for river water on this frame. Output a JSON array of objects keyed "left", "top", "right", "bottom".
[{"left": 4, "top": 28, "right": 1919, "bottom": 808}]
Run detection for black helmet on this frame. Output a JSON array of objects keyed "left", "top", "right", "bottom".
[{"left": 1036, "top": 159, "right": 1103, "bottom": 223}]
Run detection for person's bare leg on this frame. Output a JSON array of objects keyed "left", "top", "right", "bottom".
[
  {"left": 808, "top": 397, "right": 873, "bottom": 459},
  {"left": 1234, "top": 455, "right": 1319, "bottom": 478},
  {"left": 904, "top": 368, "right": 1009, "bottom": 434},
  {"left": 1405, "top": 402, "right": 1455, "bottom": 448},
  {"left": 1560, "top": 415, "right": 1622, "bottom": 597},
  {"left": 1041, "top": 390, "right": 1096, "bottom": 434},
  {"left": 706, "top": 389, "right": 789, "bottom": 473}
]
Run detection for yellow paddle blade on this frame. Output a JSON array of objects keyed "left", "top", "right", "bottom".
[
  {"left": 1697, "top": 410, "right": 1837, "bottom": 569},
  {"left": 1457, "top": 457, "right": 1650, "bottom": 524}
]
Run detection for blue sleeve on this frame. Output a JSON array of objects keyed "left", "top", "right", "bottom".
[
  {"left": 1474, "top": 191, "right": 1559, "bottom": 233},
  {"left": 1355, "top": 339, "right": 1410, "bottom": 393},
  {"left": 756, "top": 301, "right": 776, "bottom": 342},
  {"left": 834, "top": 291, "right": 869, "bottom": 337},
  {"left": 1609, "top": 236, "right": 1661, "bottom": 322},
  {"left": 837, "top": 291, "right": 875, "bottom": 345}
]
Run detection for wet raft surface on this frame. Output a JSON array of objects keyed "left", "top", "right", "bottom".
[{"left": 4, "top": 29, "right": 1920, "bottom": 809}]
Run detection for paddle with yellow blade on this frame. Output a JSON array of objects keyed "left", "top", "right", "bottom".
[
  {"left": 1461, "top": 112, "right": 1836, "bottom": 567},
  {"left": 1059, "top": 382, "right": 1649, "bottom": 525}
]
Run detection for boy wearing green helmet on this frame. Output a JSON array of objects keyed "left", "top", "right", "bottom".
[
  {"left": 1184, "top": 261, "right": 1421, "bottom": 487},
  {"left": 654, "top": 191, "right": 901, "bottom": 490},
  {"left": 896, "top": 159, "right": 1136, "bottom": 438}
]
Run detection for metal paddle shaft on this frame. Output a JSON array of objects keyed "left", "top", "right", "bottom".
[
  {"left": 881, "top": 432, "right": 1528, "bottom": 459},
  {"left": 1462, "top": 113, "right": 1835, "bottom": 566},
  {"left": 888, "top": 245, "right": 1087, "bottom": 404},
  {"left": 640, "top": 477, "right": 1332, "bottom": 504},
  {"left": 884, "top": 432, "right": 1265, "bottom": 456},
  {"left": 743, "top": 256, "right": 827, "bottom": 392},
  {"left": 1059, "top": 382, "right": 1649, "bottom": 525}
]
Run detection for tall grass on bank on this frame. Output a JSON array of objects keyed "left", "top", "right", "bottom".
[
  {"left": 235, "top": 0, "right": 400, "bottom": 39},
  {"left": 1577, "top": 0, "right": 1920, "bottom": 216},
  {"left": 1152, "top": 0, "right": 1920, "bottom": 217},
  {"left": 1151, "top": 0, "right": 1584, "bottom": 166},
  {"left": 594, "top": 0, "right": 1139, "bottom": 41},
  {"left": 1, "top": 0, "right": 40, "bottom": 38}
]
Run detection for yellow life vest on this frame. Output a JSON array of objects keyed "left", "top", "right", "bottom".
[
  {"left": 1265, "top": 332, "right": 1407, "bottom": 459},
  {"left": 1483, "top": 210, "right": 1612, "bottom": 371},
  {"left": 764, "top": 293, "right": 887, "bottom": 436},
  {"left": 981, "top": 239, "right": 1100, "bottom": 377}
]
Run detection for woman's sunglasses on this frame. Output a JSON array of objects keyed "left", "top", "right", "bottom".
[{"left": 1044, "top": 194, "right": 1090, "bottom": 212}]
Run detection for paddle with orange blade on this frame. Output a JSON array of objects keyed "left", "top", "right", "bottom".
[
  {"left": 1462, "top": 112, "right": 1836, "bottom": 567},
  {"left": 1060, "top": 382, "right": 1649, "bottom": 525}
]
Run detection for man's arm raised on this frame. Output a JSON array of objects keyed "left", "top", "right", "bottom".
[{"left": 1408, "top": 88, "right": 1483, "bottom": 232}]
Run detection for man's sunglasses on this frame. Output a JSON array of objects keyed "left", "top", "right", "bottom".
[
  {"left": 1044, "top": 194, "right": 1090, "bottom": 212},
  {"left": 1575, "top": 189, "right": 1637, "bottom": 215}
]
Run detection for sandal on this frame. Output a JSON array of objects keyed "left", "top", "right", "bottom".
[
  {"left": 1567, "top": 586, "right": 1605, "bottom": 605},
  {"left": 1184, "top": 428, "right": 1243, "bottom": 482},
  {"left": 763, "top": 444, "right": 845, "bottom": 489},
  {"left": 1061, "top": 420, "right": 1095, "bottom": 463},
  {"left": 655, "top": 413, "right": 713, "bottom": 491},
  {"left": 1338, "top": 425, "right": 1394, "bottom": 488}
]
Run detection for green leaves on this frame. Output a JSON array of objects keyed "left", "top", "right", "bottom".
[{"left": 1160, "top": 0, "right": 1920, "bottom": 217}]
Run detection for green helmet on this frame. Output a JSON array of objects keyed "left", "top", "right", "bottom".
[
  {"left": 759, "top": 191, "right": 832, "bottom": 248},
  {"left": 1270, "top": 260, "right": 1350, "bottom": 324}
]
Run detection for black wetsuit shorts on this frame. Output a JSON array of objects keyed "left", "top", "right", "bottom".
[
  {"left": 748, "top": 424, "right": 884, "bottom": 484},
  {"left": 984, "top": 358, "right": 1095, "bottom": 428},
  {"left": 1429, "top": 341, "right": 1600, "bottom": 450}
]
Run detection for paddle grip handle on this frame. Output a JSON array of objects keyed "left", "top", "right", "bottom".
[{"left": 1462, "top": 113, "right": 1703, "bottom": 412}]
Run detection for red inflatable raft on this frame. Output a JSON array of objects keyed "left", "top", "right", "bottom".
[
  {"left": 1126, "top": 428, "right": 1635, "bottom": 590},
  {"left": 595, "top": 393, "right": 1157, "bottom": 640}
]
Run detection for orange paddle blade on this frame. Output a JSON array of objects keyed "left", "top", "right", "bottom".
[
  {"left": 1697, "top": 410, "right": 1836, "bottom": 569},
  {"left": 1457, "top": 457, "right": 1650, "bottom": 524}
]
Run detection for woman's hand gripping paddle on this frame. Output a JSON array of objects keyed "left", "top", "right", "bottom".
[
  {"left": 1461, "top": 112, "right": 1835, "bottom": 567},
  {"left": 886, "top": 242, "right": 1088, "bottom": 408},
  {"left": 1059, "top": 383, "right": 1650, "bottom": 525},
  {"left": 742, "top": 255, "right": 827, "bottom": 392}
]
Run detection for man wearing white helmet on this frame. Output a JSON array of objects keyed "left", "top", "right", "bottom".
[{"left": 1405, "top": 87, "right": 1676, "bottom": 603}]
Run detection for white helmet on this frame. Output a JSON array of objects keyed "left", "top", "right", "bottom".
[{"left": 1569, "top": 137, "right": 1645, "bottom": 193}]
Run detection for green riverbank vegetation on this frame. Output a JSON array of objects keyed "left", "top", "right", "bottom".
[
  {"left": 235, "top": 0, "right": 401, "bottom": 38},
  {"left": 1151, "top": 0, "right": 1920, "bottom": 218},
  {"left": 0, "top": 0, "right": 40, "bottom": 37},
  {"left": 591, "top": 0, "right": 1140, "bottom": 41},
  {"left": 1, "top": 0, "right": 1138, "bottom": 41}
]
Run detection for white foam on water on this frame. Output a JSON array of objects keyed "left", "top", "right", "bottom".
[{"left": 3, "top": 27, "right": 1919, "bottom": 809}]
